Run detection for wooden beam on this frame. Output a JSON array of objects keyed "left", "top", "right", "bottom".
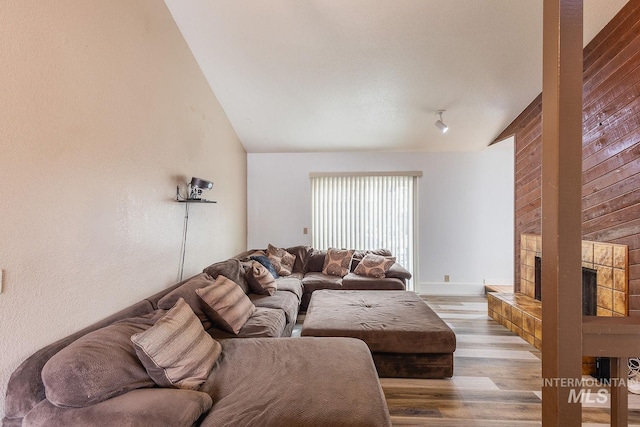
[
  {"left": 541, "top": 0, "right": 584, "bottom": 425},
  {"left": 583, "top": 316, "right": 640, "bottom": 356}
]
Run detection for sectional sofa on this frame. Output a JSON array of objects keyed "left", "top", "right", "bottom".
[
  {"left": 235, "top": 245, "right": 412, "bottom": 310},
  {"left": 4, "top": 245, "right": 409, "bottom": 427}
]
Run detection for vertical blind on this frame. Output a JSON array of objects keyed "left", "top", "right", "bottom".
[{"left": 310, "top": 174, "right": 417, "bottom": 289}]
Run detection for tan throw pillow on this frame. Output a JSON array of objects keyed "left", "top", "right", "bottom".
[
  {"left": 195, "top": 275, "right": 256, "bottom": 334},
  {"left": 247, "top": 261, "right": 277, "bottom": 296},
  {"left": 266, "top": 244, "right": 296, "bottom": 276},
  {"left": 354, "top": 253, "right": 396, "bottom": 278},
  {"left": 322, "top": 248, "right": 355, "bottom": 277},
  {"left": 131, "top": 298, "right": 222, "bottom": 390}
]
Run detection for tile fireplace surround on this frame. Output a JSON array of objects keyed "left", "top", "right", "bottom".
[{"left": 488, "top": 233, "right": 629, "bottom": 373}]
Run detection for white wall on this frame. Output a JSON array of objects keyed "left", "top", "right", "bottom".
[
  {"left": 248, "top": 140, "right": 514, "bottom": 294},
  {"left": 0, "top": 0, "right": 246, "bottom": 419}
]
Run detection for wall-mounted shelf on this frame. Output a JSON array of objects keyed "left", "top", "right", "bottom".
[{"left": 177, "top": 199, "right": 217, "bottom": 204}]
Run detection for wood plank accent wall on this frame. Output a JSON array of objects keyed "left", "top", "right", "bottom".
[{"left": 494, "top": 0, "right": 640, "bottom": 316}]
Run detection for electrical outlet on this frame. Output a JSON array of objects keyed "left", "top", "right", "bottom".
[
  {"left": 303, "top": 227, "right": 308, "bottom": 235},
  {"left": 444, "top": 274, "right": 450, "bottom": 282}
]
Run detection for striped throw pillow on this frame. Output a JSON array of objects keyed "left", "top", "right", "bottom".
[
  {"left": 196, "top": 275, "right": 256, "bottom": 334},
  {"left": 247, "top": 261, "right": 277, "bottom": 296},
  {"left": 131, "top": 298, "right": 221, "bottom": 390}
]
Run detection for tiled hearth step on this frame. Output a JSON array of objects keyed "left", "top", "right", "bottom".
[
  {"left": 487, "top": 292, "right": 599, "bottom": 375},
  {"left": 487, "top": 292, "right": 541, "bottom": 349},
  {"left": 484, "top": 284, "right": 514, "bottom": 294}
]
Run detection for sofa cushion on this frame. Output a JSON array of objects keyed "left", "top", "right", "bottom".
[
  {"left": 249, "top": 255, "right": 279, "bottom": 279},
  {"left": 285, "top": 245, "right": 312, "bottom": 273},
  {"left": 274, "top": 276, "right": 303, "bottom": 300},
  {"left": 196, "top": 275, "right": 256, "bottom": 335},
  {"left": 131, "top": 298, "right": 221, "bottom": 390},
  {"left": 286, "top": 271, "right": 304, "bottom": 280},
  {"left": 353, "top": 253, "right": 396, "bottom": 278},
  {"left": 306, "top": 248, "right": 327, "bottom": 272},
  {"left": 267, "top": 244, "right": 296, "bottom": 276},
  {"left": 386, "top": 262, "right": 413, "bottom": 280},
  {"left": 249, "top": 291, "right": 299, "bottom": 324},
  {"left": 41, "top": 312, "right": 162, "bottom": 408},
  {"left": 322, "top": 248, "right": 354, "bottom": 277},
  {"left": 202, "top": 258, "right": 251, "bottom": 294},
  {"left": 157, "top": 273, "right": 215, "bottom": 329},
  {"left": 302, "top": 272, "right": 343, "bottom": 292},
  {"left": 246, "top": 261, "right": 277, "bottom": 296},
  {"left": 341, "top": 273, "right": 406, "bottom": 290},
  {"left": 206, "top": 307, "right": 286, "bottom": 339},
  {"left": 4, "top": 300, "right": 155, "bottom": 422},
  {"left": 198, "top": 338, "right": 392, "bottom": 427},
  {"left": 23, "top": 388, "right": 212, "bottom": 427}
]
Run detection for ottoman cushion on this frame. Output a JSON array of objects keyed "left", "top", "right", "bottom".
[{"left": 301, "top": 290, "right": 455, "bottom": 354}]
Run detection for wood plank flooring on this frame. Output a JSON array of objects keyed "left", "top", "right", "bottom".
[{"left": 379, "top": 295, "right": 640, "bottom": 426}]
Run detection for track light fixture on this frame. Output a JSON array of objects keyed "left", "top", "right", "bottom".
[{"left": 435, "top": 110, "right": 448, "bottom": 134}]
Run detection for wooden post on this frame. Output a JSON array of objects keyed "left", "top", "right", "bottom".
[
  {"left": 610, "top": 357, "right": 629, "bottom": 427},
  {"left": 541, "top": 0, "right": 584, "bottom": 425}
]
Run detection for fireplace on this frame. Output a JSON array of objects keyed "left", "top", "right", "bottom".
[
  {"left": 488, "top": 233, "right": 629, "bottom": 374},
  {"left": 534, "top": 256, "right": 598, "bottom": 315}
]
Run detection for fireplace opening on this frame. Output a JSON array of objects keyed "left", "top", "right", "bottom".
[{"left": 534, "top": 256, "right": 598, "bottom": 315}]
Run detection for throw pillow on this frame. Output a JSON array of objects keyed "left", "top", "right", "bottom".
[
  {"left": 195, "top": 275, "right": 256, "bottom": 334},
  {"left": 131, "top": 298, "right": 221, "bottom": 390},
  {"left": 350, "top": 248, "right": 393, "bottom": 270},
  {"left": 353, "top": 253, "right": 396, "bottom": 278},
  {"left": 249, "top": 255, "right": 279, "bottom": 278},
  {"left": 157, "top": 273, "right": 216, "bottom": 329},
  {"left": 322, "top": 248, "right": 355, "bottom": 277},
  {"left": 202, "top": 258, "right": 251, "bottom": 294},
  {"left": 267, "top": 244, "right": 296, "bottom": 276},
  {"left": 247, "top": 261, "right": 277, "bottom": 296}
]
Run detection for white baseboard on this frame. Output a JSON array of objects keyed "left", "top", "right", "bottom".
[{"left": 416, "top": 282, "right": 485, "bottom": 296}]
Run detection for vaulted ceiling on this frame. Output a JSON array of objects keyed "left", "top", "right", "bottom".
[{"left": 164, "top": 0, "right": 629, "bottom": 153}]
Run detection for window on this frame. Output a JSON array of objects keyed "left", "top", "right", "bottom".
[{"left": 310, "top": 172, "right": 419, "bottom": 289}]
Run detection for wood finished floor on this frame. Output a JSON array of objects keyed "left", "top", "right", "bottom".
[{"left": 379, "top": 295, "right": 640, "bottom": 426}]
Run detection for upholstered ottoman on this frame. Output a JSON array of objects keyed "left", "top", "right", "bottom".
[{"left": 301, "top": 290, "right": 456, "bottom": 378}]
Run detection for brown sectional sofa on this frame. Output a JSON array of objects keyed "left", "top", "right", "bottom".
[
  {"left": 4, "top": 248, "right": 405, "bottom": 427},
  {"left": 235, "top": 246, "right": 412, "bottom": 311}
]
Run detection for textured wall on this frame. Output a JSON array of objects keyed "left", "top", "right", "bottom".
[
  {"left": 0, "top": 0, "right": 247, "bottom": 418},
  {"left": 496, "top": 0, "right": 640, "bottom": 315}
]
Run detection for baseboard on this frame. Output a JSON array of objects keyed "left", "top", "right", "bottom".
[{"left": 416, "top": 282, "right": 486, "bottom": 296}]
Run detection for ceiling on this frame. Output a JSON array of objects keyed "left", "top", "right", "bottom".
[{"left": 164, "top": 0, "right": 629, "bottom": 153}]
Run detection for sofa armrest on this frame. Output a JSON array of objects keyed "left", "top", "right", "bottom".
[
  {"left": 386, "top": 263, "right": 412, "bottom": 280},
  {"left": 22, "top": 388, "right": 212, "bottom": 427}
]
